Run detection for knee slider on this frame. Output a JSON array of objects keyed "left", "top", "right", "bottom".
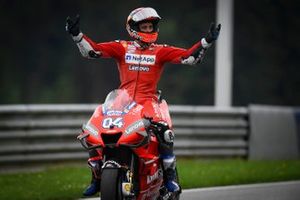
[
  {"left": 158, "top": 129, "right": 174, "bottom": 155},
  {"left": 155, "top": 121, "right": 174, "bottom": 144}
]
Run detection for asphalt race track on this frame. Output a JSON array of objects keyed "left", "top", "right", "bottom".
[
  {"left": 181, "top": 181, "right": 300, "bottom": 200},
  {"left": 79, "top": 180, "right": 300, "bottom": 200}
]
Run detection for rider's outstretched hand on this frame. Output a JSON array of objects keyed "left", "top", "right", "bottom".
[
  {"left": 66, "top": 14, "right": 81, "bottom": 36},
  {"left": 205, "top": 23, "right": 221, "bottom": 43}
]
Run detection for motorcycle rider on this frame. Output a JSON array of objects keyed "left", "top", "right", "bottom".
[{"left": 66, "top": 7, "right": 221, "bottom": 197}]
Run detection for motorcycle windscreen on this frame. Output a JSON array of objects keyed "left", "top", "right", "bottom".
[{"left": 102, "top": 89, "right": 136, "bottom": 115}]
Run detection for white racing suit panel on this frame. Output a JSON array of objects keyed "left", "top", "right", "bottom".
[
  {"left": 181, "top": 38, "right": 211, "bottom": 65},
  {"left": 73, "top": 33, "right": 101, "bottom": 59}
]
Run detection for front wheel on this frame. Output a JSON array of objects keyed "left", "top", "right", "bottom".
[{"left": 100, "top": 168, "right": 122, "bottom": 200}]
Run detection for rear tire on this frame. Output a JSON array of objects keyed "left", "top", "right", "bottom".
[{"left": 100, "top": 168, "right": 122, "bottom": 200}]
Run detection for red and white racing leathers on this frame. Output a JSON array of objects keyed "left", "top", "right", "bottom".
[{"left": 74, "top": 33, "right": 208, "bottom": 124}]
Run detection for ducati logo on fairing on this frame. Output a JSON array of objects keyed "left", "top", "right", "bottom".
[{"left": 125, "top": 53, "right": 156, "bottom": 65}]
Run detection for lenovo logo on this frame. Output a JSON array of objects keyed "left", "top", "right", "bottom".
[{"left": 128, "top": 65, "right": 150, "bottom": 72}]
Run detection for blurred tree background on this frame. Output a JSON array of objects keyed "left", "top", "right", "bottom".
[{"left": 0, "top": 0, "right": 299, "bottom": 106}]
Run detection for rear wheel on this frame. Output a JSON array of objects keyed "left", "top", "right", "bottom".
[{"left": 100, "top": 168, "right": 122, "bottom": 200}]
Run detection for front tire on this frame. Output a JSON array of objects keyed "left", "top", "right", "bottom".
[{"left": 100, "top": 168, "right": 122, "bottom": 200}]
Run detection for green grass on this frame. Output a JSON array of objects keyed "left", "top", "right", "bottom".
[
  {"left": 1, "top": 159, "right": 300, "bottom": 200},
  {"left": 0, "top": 164, "right": 90, "bottom": 200},
  {"left": 177, "top": 159, "right": 300, "bottom": 189}
]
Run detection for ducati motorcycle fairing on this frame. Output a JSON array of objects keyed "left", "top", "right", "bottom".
[{"left": 78, "top": 89, "right": 180, "bottom": 200}]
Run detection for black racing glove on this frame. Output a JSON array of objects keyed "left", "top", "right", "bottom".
[
  {"left": 65, "top": 15, "right": 81, "bottom": 36},
  {"left": 205, "top": 23, "right": 221, "bottom": 43}
]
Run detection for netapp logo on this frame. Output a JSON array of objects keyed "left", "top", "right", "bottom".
[{"left": 125, "top": 53, "right": 156, "bottom": 65}]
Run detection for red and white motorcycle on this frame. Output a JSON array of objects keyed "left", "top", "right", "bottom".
[{"left": 78, "top": 89, "right": 181, "bottom": 200}]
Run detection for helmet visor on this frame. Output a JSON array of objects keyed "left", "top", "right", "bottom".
[{"left": 130, "top": 7, "right": 161, "bottom": 22}]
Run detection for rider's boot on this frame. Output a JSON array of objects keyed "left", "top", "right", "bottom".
[
  {"left": 153, "top": 121, "right": 181, "bottom": 193},
  {"left": 82, "top": 159, "right": 102, "bottom": 197},
  {"left": 162, "top": 154, "right": 180, "bottom": 192}
]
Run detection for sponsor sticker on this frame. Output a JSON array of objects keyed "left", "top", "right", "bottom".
[
  {"left": 124, "top": 102, "right": 137, "bottom": 112},
  {"left": 106, "top": 110, "right": 123, "bottom": 116},
  {"left": 125, "top": 119, "right": 145, "bottom": 135},
  {"left": 132, "top": 104, "right": 143, "bottom": 114},
  {"left": 147, "top": 168, "right": 163, "bottom": 184},
  {"left": 127, "top": 44, "right": 136, "bottom": 53},
  {"left": 128, "top": 65, "right": 150, "bottom": 72},
  {"left": 84, "top": 123, "right": 98, "bottom": 136},
  {"left": 125, "top": 53, "right": 156, "bottom": 65}
]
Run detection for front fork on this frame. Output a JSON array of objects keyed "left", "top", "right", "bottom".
[
  {"left": 121, "top": 154, "right": 135, "bottom": 197},
  {"left": 101, "top": 154, "right": 136, "bottom": 198}
]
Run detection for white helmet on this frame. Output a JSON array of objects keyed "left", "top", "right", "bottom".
[{"left": 126, "top": 7, "right": 161, "bottom": 43}]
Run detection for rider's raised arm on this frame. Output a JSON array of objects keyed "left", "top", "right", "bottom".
[
  {"left": 157, "top": 23, "right": 221, "bottom": 66},
  {"left": 75, "top": 34, "right": 125, "bottom": 60},
  {"left": 157, "top": 40, "right": 209, "bottom": 65},
  {"left": 66, "top": 15, "right": 125, "bottom": 60}
]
